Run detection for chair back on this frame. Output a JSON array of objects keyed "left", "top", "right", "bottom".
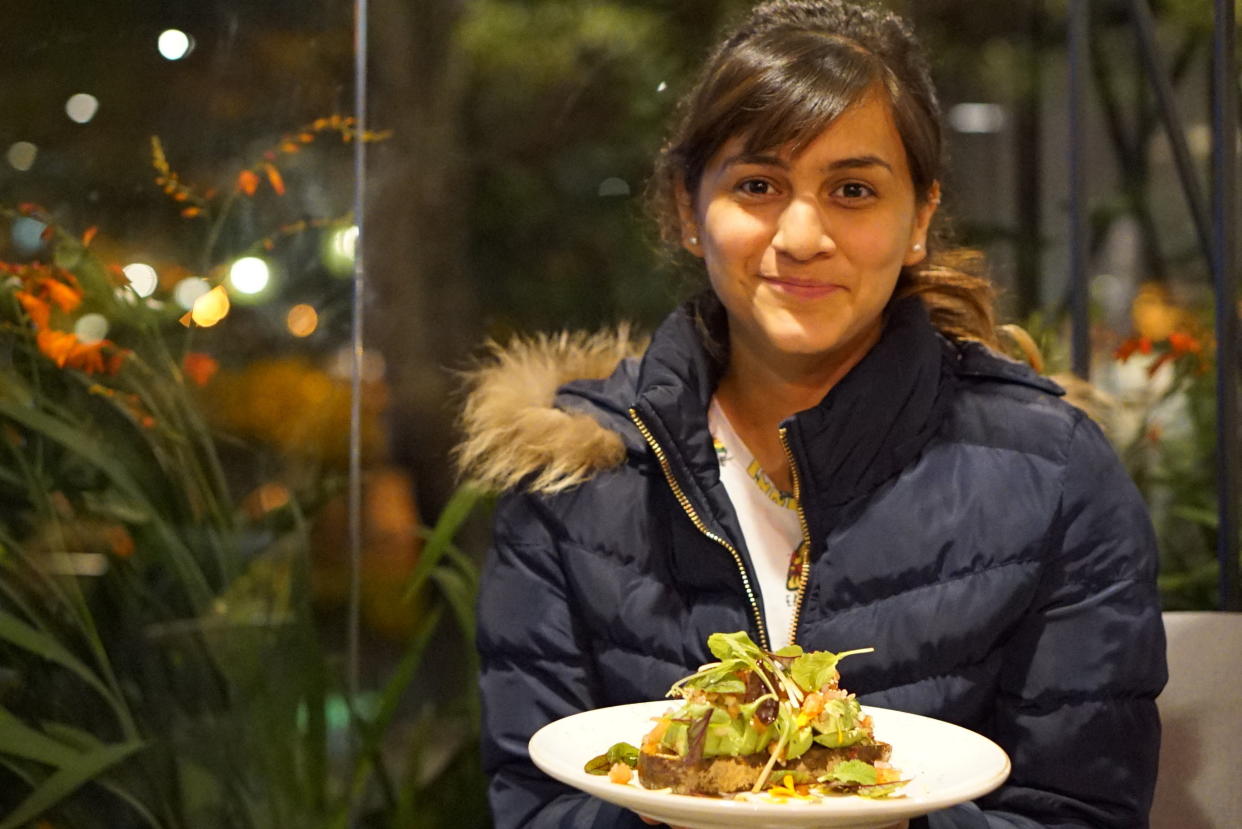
[{"left": 1151, "top": 611, "right": 1242, "bottom": 828}]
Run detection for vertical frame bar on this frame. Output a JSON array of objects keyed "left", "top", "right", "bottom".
[
  {"left": 1129, "top": 0, "right": 1214, "bottom": 267},
  {"left": 1068, "top": 0, "right": 1091, "bottom": 378},
  {"left": 1211, "top": 0, "right": 1240, "bottom": 611},
  {"left": 348, "top": 0, "right": 369, "bottom": 823}
]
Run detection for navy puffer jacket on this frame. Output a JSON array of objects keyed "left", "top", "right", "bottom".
[{"left": 469, "top": 296, "right": 1166, "bottom": 829}]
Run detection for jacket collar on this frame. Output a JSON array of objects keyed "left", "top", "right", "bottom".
[{"left": 632, "top": 294, "right": 952, "bottom": 531}]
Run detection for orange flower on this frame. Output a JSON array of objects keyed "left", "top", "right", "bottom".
[
  {"left": 41, "top": 277, "right": 82, "bottom": 313},
  {"left": 263, "top": 163, "right": 286, "bottom": 196},
  {"left": 14, "top": 291, "right": 51, "bottom": 329},
  {"left": 1167, "top": 331, "right": 1202, "bottom": 356},
  {"left": 35, "top": 329, "right": 125, "bottom": 375},
  {"left": 237, "top": 169, "right": 260, "bottom": 196},
  {"left": 102, "top": 524, "right": 135, "bottom": 558},
  {"left": 182, "top": 352, "right": 219, "bottom": 386}
]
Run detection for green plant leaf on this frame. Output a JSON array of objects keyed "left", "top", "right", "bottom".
[
  {"left": 0, "top": 609, "right": 117, "bottom": 710},
  {"left": 0, "top": 738, "right": 144, "bottom": 829},
  {"left": 402, "top": 484, "right": 483, "bottom": 601},
  {"left": 0, "top": 707, "right": 76, "bottom": 766}
]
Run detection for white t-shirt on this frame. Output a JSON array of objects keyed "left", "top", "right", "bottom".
[{"left": 707, "top": 399, "right": 807, "bottom": 650}]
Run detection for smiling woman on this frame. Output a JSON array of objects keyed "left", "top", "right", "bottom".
[{"left": 460, "top": 2, "right": 1167, "bottom": 828}]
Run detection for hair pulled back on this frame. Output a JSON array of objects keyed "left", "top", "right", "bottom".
[{"left": 649, "top": 0, "right": 998, "bottom": 346}]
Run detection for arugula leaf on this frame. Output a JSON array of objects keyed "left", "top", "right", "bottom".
[
  {"left": 790, "top": 652, "right": 840, "bottom": 692},
  {"left": 583, "top": 742, "right": 639, "bottom": 775},
  {"left": 820, "top": 759, "right": 877, "bottom": 786},
  {"left": 707, "top": 631, "right": 762, "bottom": 662},
  {"left": 790, "top": 647, "right": 874, "bottom": 692},
  {"left": 700, "top": 677, "right": 746, "bottom": 695}
]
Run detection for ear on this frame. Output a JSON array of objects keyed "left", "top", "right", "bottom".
[
  {"left": 675, "top": 177, "right": 704, "bottom": 258},
  {"left": 903, "top": 180, "right": 940, "bottom": 267}
]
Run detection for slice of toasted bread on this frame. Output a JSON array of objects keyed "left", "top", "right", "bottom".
[{"left": 636, "top": 741, "right": 892, "bottom": 795}]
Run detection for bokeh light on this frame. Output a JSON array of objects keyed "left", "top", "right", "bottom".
[
  {"left": 6, "top": 142, "right": 37, "bottom": 172},
  {"left": 228, "top": 257, "right": 270, "bottom": 295},
  {"left": 191, "top": 285, "right": 230, "bottom": 327},
  {"left": 74, "top": 313, "right": 109, "bottom": 345},
  {"left": 286, "top": 304, "right": 319, "bottom": 337},
  {"left": 947, "top": 103, "right": 1006, "bottom": 134},
  {"left": 158, "top": 29, "right": 194, "bottom": 61},
  {"left": 122, "top": 263, "right": 159, "bottom": 298},
  {"left": 597, "top": 177, "right": 630, "bottom": 197},
  {"left": 173, "top": 276, "right": 210, "bottom": 309},
  {"left": 11, "top": 217, "right": 47, "bottom": 255},
  {"left": 324, "top": 225, "right": 359, "bottom": 276},
  {"left": 65, "top": 93, "right": 100, "bottom": 124}
]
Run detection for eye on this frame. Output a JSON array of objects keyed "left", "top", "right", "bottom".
[
  {"left": 833, "top": 181, "right": 876, "bottom": 201},
  {"left": 736, "top": 178, "right": 776, "bottom": 197}
]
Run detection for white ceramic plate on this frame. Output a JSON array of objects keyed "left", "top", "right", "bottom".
[{"left": 529, "top": 701, "right": 1010, "bottom": 829}]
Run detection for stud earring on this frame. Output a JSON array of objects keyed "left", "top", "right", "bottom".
[
  {"left": 912, "top": 243, "right": 923, "bottom": 252},
  {"left": 688, "top": 236, "right": 699, "bottom": 246}
]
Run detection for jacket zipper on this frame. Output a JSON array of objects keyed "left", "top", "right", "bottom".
[
  {"left": 780, "top": 427, "right": 812, "bottom": 647},
  {"left": 628, "top": 408, "right": 771, "bottom": 651}
]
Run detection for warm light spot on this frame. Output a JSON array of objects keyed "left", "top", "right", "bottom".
[
  {"left": 191, "top": 285, "right": 230, "bottom": 327},
  {"left": 286, "top": 304, "right": 318, "bottom": 337},
  {"left": 244, "top": 482, "right": 291, "bottom": 517},
  {"left": 74, "top": 313, "right": 109, "bottom": 345},
  {"left": 158, "top": 29, "right": 194, "bottom": 60},
  {"left": 65, "top": 93, "right": 100, "bottom": 124},
  {"left": 325, "top": 225, "right": 358, "bottom": 276},
  {"left": 656, "top": 81, "right": 668, "bottom": 93},
  {"left": 173, "top": 276, "right": 210, "bottom": 309},
  {"left": 6, "top": 142, "right": 37, "bottom": 172},
  {"left": 330, "top": 345, "right": 386, "bottom": 382},
  {"left": 229, "top": 256, "right": 269, "bottom": 295},
  {"left": 122, "top": 263, "right": 159, "bottom": 298},
  {"left": 42, "top": 553, "right": 109, "bottom": 577}
]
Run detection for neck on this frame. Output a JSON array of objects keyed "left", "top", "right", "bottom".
[{"left": 715, "top": 323, "right": 883, "bottom": 491}]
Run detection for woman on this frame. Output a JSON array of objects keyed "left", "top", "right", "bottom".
[{"left": 459, "top": 1, "right": 1167, "bottom": 827}]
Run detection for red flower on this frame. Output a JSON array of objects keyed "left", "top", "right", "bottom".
[
  {"left": 182, "top": 352, "right": 219, "bottom": 386},
  {"left": 1167, "top": 332, "right": 1202, "bottom": 356}
]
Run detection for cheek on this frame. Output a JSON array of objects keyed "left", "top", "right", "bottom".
[
  {"left": 854, "top": 213, "right": 915, "bottom": 270},
  {"left": 702, "top": 204, "right": 773, "bottom": 273}
]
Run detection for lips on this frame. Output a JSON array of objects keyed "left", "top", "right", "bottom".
[{"left": 763, "top": 276, "right": 843, "bottom": 300}]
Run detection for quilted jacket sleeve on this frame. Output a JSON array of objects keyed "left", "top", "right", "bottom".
[
  {"left": 926, "top": 412, "right": 1168, "bottom": 829},
  {"left": 477, "top": 492, "right": 649, "bottom": 829}
]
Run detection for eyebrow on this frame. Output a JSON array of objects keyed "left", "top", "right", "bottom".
[{"left": 719, "top": 152, "right": 893, "bottom": 174}]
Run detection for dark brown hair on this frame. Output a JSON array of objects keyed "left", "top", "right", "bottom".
[{"left": 648, "top": 0, "right": 997, "bottom": 346}]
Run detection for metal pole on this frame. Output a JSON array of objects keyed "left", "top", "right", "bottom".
[
  {"left": 1211, "top": 0, "right": 1240, "bottom": 611},
  {"left": 348, "top": 0, "right": 369, "bottom": 822},
  {"left": 1068, "top": 0, "right": 1091, "bottom": 378},
  {"left": 1129, "top": 0, "right": 1215, "bottom": 275}
]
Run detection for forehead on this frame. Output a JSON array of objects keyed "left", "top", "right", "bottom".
[{"left": 711, "top": 94, "right": 910, "bottom": 173}]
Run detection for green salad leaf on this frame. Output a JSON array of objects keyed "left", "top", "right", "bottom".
[
  {"left": 819, "top": 759, "right": 907, "bottom": 798},
  {"left": 790, "top": 647, "right": 874, "bottom": 692},
  {"left": 821, "top": 759, "right": 877, "bottom": 786},
  {"left": 583, "top": 742, "right": 639, "bottom": 775}
]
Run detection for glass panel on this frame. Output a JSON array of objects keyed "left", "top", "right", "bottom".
[{"left": 0, "top": 1, "right": 377, "bottom": 824}]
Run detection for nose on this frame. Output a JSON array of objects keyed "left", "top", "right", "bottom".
[{"left": 772, "top": 196, "right": 834, "bottom": 261}]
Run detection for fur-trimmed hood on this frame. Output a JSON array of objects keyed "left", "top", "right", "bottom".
[
  {"left": 456, "top": 300, "right": 1078, "bottom": 498},
  {"left": 455, "top": 328, "right": 648, "bottom": 494}
]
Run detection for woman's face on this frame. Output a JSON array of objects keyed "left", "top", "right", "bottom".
[{"left": 680, "top": 93, "right": 937, "bottom": 374}]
